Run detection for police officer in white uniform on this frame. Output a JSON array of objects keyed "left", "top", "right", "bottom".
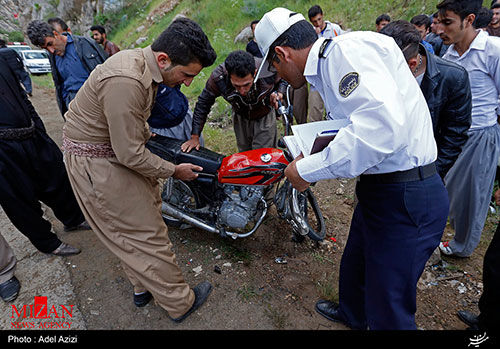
[{"left": 254, "top": 8, "right": 449, "bottom": 330}]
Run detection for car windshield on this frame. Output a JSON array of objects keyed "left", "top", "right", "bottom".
[{"left": 23, "top": 52, "right": 48, "bottom": 59}]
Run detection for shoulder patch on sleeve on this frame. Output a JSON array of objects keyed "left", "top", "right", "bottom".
[{"left": 339, "top": 72, "right": 359, "bottom": 98}]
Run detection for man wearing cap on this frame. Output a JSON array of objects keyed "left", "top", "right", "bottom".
[{"left": 254, "top": 8, "right": 449, "bottom": 330}]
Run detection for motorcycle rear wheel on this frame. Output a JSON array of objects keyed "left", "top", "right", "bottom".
[{"left": 161, "top": 178, "right": 194, "bottom": 229}]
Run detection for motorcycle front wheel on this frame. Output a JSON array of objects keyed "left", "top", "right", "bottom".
[{"left": 289, "top": 186, "right": 326, "bottom": 242}]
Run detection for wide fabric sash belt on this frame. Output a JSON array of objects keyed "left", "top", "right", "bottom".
[
  {"left": 62, "top": 133, "right": 116, "bottom": 158},
  {"left": 360, "top": 162, "right": 436, "bottom": 184},
  {"left": 0, "top": 120, "right": 35, "bottom": 140}
]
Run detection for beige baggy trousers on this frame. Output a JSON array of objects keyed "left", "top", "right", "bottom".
[
  {"left": 0, "top": 233, "right": 16, "bottom": 284},
  {"left": 64, "top": 154, "right": 194, "bottom": 318},
  {"left": 308, "top": 89, "right": 325, "bottom": 122},
  {"left": 233, "top": 109, "right": 277, "bottom": 152}
]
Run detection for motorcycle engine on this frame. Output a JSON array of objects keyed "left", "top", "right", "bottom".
[{"left": 218, "top": 185, "right": 265, "bottom": 229}]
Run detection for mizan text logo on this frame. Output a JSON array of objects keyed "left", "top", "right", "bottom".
[{"left": 10, "top": 296, "right": 74, "bottom": 329}]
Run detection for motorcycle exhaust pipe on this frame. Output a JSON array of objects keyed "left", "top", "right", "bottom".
[
  {"left": 161, "top": 200, "right": 268, "bottom": 240},
  {"left": 161, "top": 202, "right": 220, "bottom": 235}
]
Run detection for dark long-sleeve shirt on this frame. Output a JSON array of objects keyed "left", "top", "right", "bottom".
[{"left": 191, "top": 57, "right": 287, "bottom": 136}]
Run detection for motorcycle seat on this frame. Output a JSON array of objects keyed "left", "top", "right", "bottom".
[{"left": 146, "top": 135, "right": 224, "bottom": 175}]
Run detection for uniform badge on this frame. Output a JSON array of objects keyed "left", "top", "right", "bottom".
[{"left": 339, "top": 72, "right": 359, "bottom": 98}]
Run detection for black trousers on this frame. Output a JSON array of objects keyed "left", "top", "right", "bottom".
[
  {"left": 338, "top": 173, "right": 449, "bottom": 329},
  {"left": 0, "top": 129, "right": 84, "bottom": 253},
  {"left": 478, "top": 222, "right": 500, "bottom": 331}
]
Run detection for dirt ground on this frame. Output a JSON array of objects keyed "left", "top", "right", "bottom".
[{"left": 3, "top": 81, "right": 497, "bottom": 334}]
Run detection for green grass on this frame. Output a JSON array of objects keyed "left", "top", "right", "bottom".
[
  {"left": 237, "top": 284, "right": 259, "bottom": 301},
  {"left": 316, "top": 275, "right": 339, "bottom": 302},
  {"left": 218, "top": 240, "right": 253, "bottom": 264},
  {"left": 203, "top": 126, "right": 237, "bottom": 155},
  {"left": 31, "top": 73, "right": 54, "bottom": 89},
  {"left": 312, "top": 252, "right": 336, "bottom": 265},
  {"left": 264, "top": 304, "right": 290, "bottom": 329}
]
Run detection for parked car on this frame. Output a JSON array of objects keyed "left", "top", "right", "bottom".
[
  {"left": 20, "top": 50, "right": 51, "bottom": 74},
  {"left": 6, "top": 42, "right": 32, "bottom": 56}
]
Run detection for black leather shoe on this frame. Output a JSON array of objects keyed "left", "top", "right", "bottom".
[
  {"left": 315, "top": 300, "right": 351, "bottom": 327},
  {"left": 134, "top": 291, "right": 152, "bottom": 307},
  {"left": 51, "top": 242, "right": 81, "bottom": 256},
  {"left": 0, "top": 276, "right": 21, "bottom": 302},
  {"left": 458, "top": 310, "right": 479, "bottom": 327},
  {"left": 64, "top": 221, "right": 91, "bottom": 232},
  {"left": 171, "top": 281, "right": 212, "bottom": 323}
]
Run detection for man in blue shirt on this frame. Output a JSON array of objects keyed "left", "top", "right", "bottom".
[
  {"left": 27, "top": 20, "right": 108, "bottom": 120},
  {"left": 411, "top": 14, "right": 435, "bottom": 54},
  {"left": 54, "top": 34, "right": 90, "bottom": 108}
]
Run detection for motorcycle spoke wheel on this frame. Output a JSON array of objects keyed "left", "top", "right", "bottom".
[
  {"left": 161, "top": 178, "right": 195, "bottom": 229},
  {"left": 293, "top": 188, "right": 326, "bottom": 241}
]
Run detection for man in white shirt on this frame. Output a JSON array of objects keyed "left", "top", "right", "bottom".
[
  {"left": 307, "top": 5, "right": 345, "bottom": 122},
  {"left": 254, "top": 7, "right": 449, "bottom": 330},
  {"left": 435, "top": 0, "right": 500, "bottom": 258}
]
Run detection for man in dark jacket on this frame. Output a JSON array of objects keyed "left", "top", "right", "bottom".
[
  {"left": 26, "top": 20, "right": 108, "bottom": 119},
  {"left": 0, "top": 39, "right": 32, "bottom": 96},
  {"left": 181, "top": 50, "right": 287, "bottom": 152},
  {"left": 90, "top": 25, "right": 121, "bottom": 57},
  {"left": 0, "top": 54, "right": 89, "bottom": 259},
  {"left": 425, "top": 13, "right": 449, "bottom": 57},
  {"left": 246, "top": 20, "right": 262, "bottom": 58},
  {"left": 381, "top": 20, "right": 471, "bottom": 179}
]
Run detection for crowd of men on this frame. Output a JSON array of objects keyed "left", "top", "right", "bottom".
[{"left": 0, "top": 0, "right": 499, "bottom": 331}]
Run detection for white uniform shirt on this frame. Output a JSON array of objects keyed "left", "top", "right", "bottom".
[
  {"left": 443, "top": 30, "right": 500, "bottom": 130},
  {"left": 319, "top": 21, "right": 344, "bottom": 39},
  {"left": 296, "top": 33, "right": 437, "bottom": 182},
  {"left": 311, "top": 21, "right": 345, "bottom": 93}
]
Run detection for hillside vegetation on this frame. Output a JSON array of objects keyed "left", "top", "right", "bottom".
[{"left": 100, "top": 0, "right": 440, "bottom": 100}]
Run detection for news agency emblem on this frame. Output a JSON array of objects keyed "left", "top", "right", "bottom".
[
  {"left": 10, "top": 296, "right": 74, "bottom": 329},
  {"left": 468, "top": 332, "right": 489, "bottom": 347},
  {"left": 339, "top": 72, "right": 359, "bottom": 98}
]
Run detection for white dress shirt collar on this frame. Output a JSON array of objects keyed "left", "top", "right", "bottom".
[
  {"left": 446, "top": 29, "right": 487, "bottom": 58},
  {"left": 304, "top": 37, "right": 327, "bottom": 79}
]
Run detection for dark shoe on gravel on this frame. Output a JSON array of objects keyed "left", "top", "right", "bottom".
[
  {"left": 134, "top": 291, "right": 152, "bottom": 307},
  {"left": 457, "top": 310, "right": 479, "bottom": 327},
  {"left": 315, "top": 299, "right": 348, "bottom": 325},
  {"left": 0, "top": 276, "right": 20, "bottom": 302},
  {"left": 51, "top": 242, "right": 81, "bottom": 256},
  {"left": 315, "top": 299, "right": 370, "bottom": 330},
  {"left": 64, "top": 221, "right": 91, "bottom": 232},
  {"left": 171, "top": 281, "right": 212, "bottom": 323}
]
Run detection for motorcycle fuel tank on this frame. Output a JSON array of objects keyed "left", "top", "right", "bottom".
[{"left": 218, "top": 148, "right": 289, "bottom": 186}]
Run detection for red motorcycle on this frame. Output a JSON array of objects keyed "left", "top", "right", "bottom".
[{"left": 146, "top": 92, "right": 325, "bottom": 242}]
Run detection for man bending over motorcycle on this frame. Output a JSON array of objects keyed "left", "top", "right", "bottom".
[
  {"left": 62, "top": 17, "right": 217, "bottom": 322},
  {"left": 181, "top": 50, "right": 288, "bottom": 153}
]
